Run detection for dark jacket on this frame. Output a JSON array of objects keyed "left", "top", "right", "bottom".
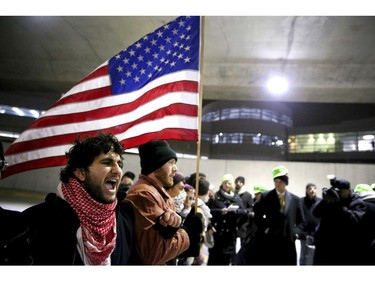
[
  {"left": 1, "top": 193, "right": 135, "bottom": 265},
  {"left": 206, "top": 189, "right": 245, "bottom": 265},
  {"left": 235, "top": 189, "right": 254, "bottom": 241},
  {"left": 313, "top": 192, "right": 366, "bottom": 265},
  {"left": 300, "top": 195, "right": 321, "bottom": 238},
  {"left": 251, "top": 189, "right": 305, "bottom": 265}
]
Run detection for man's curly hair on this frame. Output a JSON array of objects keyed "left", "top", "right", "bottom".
[{"left": 60, "top": 132, "right": 125, "bottom": 183}]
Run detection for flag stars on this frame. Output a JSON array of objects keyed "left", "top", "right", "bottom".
[
  {"left": 108, "top": 16, "right": 199, "bottom": 94},
  {"left": 178, "top": 20, "right": 185, "bottom": 27},
  {"left": 156, "top": 30, "right": 163, "bottom": 37}
]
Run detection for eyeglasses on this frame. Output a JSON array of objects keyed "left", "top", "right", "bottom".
[
  {"left": 0, "top": 159, "right": 8, "bottom": 172},
  {"left": 188, "top": 197, "right": 195, "bottom": 200}
]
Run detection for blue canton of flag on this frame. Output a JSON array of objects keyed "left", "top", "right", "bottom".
[{"left": 109, "top": 16, "right": 200, "bottom": 95}]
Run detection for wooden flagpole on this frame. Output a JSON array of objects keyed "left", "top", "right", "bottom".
[{"left": 194, "top": 16, "right": 205, "bottom": 213}]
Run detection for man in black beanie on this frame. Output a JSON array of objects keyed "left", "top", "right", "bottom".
[{"left": 125, "top": 140, "right": 202, "bottom": 265}]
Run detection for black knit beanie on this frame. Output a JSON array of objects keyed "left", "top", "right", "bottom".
[{"left": 138, "top": 140, "right": 177, "bottom": 175}]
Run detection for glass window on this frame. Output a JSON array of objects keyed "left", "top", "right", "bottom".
[
  {"left": 202, "top": 106, "right": 292, "bottom": 127},
  {"left": 289, "top": 131, "right": 375, "bottom": 153}
]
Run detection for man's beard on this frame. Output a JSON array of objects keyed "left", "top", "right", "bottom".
[{"left": 154, "top": 168, "right": 173, "bottom": 188}]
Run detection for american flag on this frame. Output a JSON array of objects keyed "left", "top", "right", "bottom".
[{"left": 4, "top": 16, "right": 201, "bottom": 178}]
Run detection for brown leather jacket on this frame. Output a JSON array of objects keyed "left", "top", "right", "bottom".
[{"left": 125, "top": 175, "right": 189, "bottom": 265}]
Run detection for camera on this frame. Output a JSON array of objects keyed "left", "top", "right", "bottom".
[
  {"left": 322, "top": 174, "right": 341, "bottom": 201},
  {"left": 322, "top": 186, "right": 340, "bottom": 200}
]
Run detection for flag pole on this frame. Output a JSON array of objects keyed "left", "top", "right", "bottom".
[{"left": 194, "top": 16, "right": 205, "bottom": 213}]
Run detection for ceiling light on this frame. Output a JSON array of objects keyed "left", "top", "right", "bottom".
[{"left": 266, "top": 76, "right": 289, "bottom": 94}]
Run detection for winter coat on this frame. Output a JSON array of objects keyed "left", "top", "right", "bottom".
[
  {"left": 125, "top": 175, "right": 190, "bottom": 265},
  {"left": 207, "top": 188, "right": 245, "bottom": 264},
  {"left": 0, "top": 192, "right": 135, "bottom": 265},
  {"left": 235, "top": 188, "right": 254, "bottom": 241},
  {"left": 251, "top": 188, "right": 305, "bottom": 265},
  {"left": 313, "top": 192, "right": 366, "bottom": 265},
  {"left": 300, "top": 195, "right": 321, "bottom": 238}
]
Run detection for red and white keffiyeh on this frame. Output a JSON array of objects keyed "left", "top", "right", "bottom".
[{"left": 60, "top": 178, "right": 117, "bottom": 265}]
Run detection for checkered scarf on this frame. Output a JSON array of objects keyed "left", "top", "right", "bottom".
[{"left": 61, "top": 178, "right": 117, "bottom": 265}]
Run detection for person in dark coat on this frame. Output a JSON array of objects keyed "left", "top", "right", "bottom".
[
  {"left": 353, "top": 184, "right": 375, "bottom": 265},
  {"left": 234, "top": 176, "right": 254, "bottom": 247},
  {"left": 299, "top": 182, "right": 321, "bottom": 265},
  {"left": 0, "top": 133, "right": 135, "bottom": 265},
  {"left": 207, "top": 174, "right": 245, "bottom": 265},
  {"left": 251, "top": 166, "right": 305, "bottom": 265},
  {"left": 313, "top": 178, "right": 366, "bottom": 265}
]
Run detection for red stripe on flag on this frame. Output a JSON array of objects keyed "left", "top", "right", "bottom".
[
  {"left": 2, "top": 155, "right": 68, "bottom": 178},
  {"left": 28, "top": 81, "right": 198, "bottom": 129},
  {"left": 3, "top": 127, "right": 198, "bottom": 178},
  {"left": 122, "top": 128, "right": 199, "bottom": 149},
  {"left": 5, "top": 103, "right": 198, "bottom": 155},
  {"left": 77, "top": 64, "right": 109, "bottom": 84},
  {"left": 52, "top": 86, "right": 112, "bottom": 108}
]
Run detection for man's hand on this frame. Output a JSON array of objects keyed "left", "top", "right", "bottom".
[{"left": 159, "top": 209, "right": 182, "bottom": 228}]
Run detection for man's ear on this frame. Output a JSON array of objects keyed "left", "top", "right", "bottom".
[{"left": 73, "top": 168, "right": 85, "bottom": 181}]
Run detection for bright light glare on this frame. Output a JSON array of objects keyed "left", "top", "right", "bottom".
[
  {"left": 266, "top": 76, "right": 289, "bottom": 94},
  {"left": 363, "top": 135, "right": 374, "bottom": 140}
]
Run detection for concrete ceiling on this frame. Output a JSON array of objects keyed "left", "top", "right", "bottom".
[{"left": 1, "top": 16, "right": 375, "bottom": 134}]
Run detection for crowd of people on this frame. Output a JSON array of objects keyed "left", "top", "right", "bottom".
[{"left": 1, "top": 133, "right": 375, "bottom": 266}]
